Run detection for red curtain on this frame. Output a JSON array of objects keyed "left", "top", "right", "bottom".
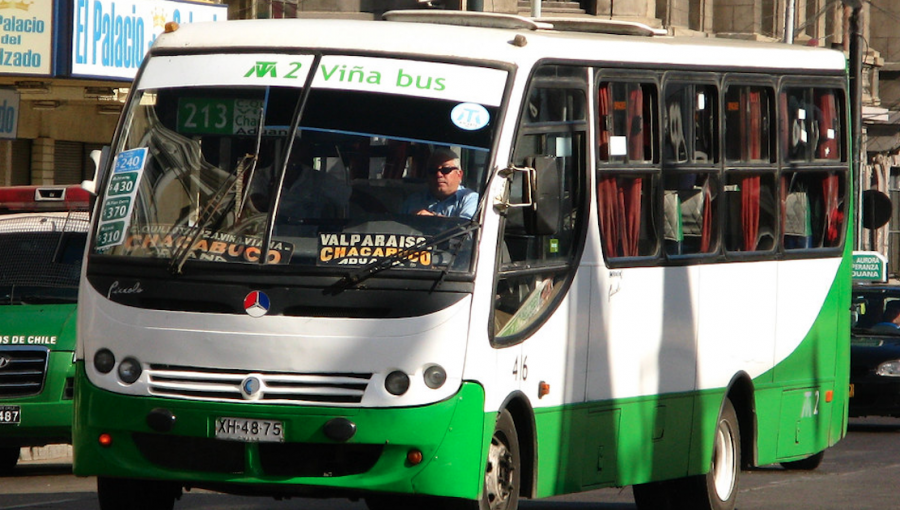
[
  {"left": 823, "top": 173, "right": 842, "bottom": 245},
  {"left": 598, "top": 85, "right": 610, "bottom": 160},
  {"left": 739, "top": 90, "right": 761, "bottom": 251},
  {"left": 598, "top": 176, "right": 643, "bottom": 257},
  {"left": 817, "top": 92, "right": 838, "bottom": 160},
  {"left": 627, "top": 87, "right": 644, "bottom": 161}
]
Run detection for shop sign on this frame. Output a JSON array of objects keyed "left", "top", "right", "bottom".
[
  {"left": 0, "top": 88, "right": 18, "bottom": 139},
  {"left": 0, "top": 0, "right": 52, "bottom": 75},
  {"left": 71, "top": 0, "right": 226, "bottom": 80}
]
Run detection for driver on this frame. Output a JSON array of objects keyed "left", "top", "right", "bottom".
[{"left": 402, "top": 148, "right": 478, "bottom": 220}]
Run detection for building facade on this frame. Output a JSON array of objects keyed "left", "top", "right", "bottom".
[{"left": 0, "top": 0, "right": 226, "bottom": 187}]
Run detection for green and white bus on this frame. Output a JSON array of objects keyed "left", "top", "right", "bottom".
[
  {"left": 73, "top": 11, "right": 852, "bottom": 510},
  {"left": 0, "top": 186, "right": 91, "bottom": 474}
]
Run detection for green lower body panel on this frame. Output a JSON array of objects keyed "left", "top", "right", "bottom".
[
  {"left": 532, "top": 392, "right": 703, "bottom": 498},
  {"left": 0, "top": 351, "right": 74, "bottom": 448},
  {"left": 73, "top": 363, "right": 487, "bottom": 500}
]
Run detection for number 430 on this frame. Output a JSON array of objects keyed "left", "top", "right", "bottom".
[{"left": 512, "top": 356, "right": 528, "bottom": 381}]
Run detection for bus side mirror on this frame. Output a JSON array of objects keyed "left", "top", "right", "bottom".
[
  {"left": 495, "top": 155, "right": 561, "bottom": 235},
  {"left": 82, "top": 146, "right": 111, "bottom": 195}
]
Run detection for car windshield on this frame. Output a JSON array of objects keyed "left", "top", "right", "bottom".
[
  {"left": 852, "top": 288, "right": 900, "bottom": 336},
  {"left": 92, "top": 53, "right": 507, "bottom": 277},
  {"left": 0, "top": 213, "right": 89, "bottom": 304}
]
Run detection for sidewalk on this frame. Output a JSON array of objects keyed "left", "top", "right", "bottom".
[{"left": 18, "top": 444, "right": 72, "bottom": 463}]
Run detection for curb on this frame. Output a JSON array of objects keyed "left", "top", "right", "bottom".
[{"left": 19, "top": 444, "right": 72, "bottom": 463}]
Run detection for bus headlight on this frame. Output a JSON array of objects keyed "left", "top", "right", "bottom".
[
  {"left": 423, "top": 365, "right": 447, "bottom": 389},
  {"left": 385, "top": 371, "right": 410, "bottom": 396},
  {"left": 118, "top": 357, "right": 142, "bottom": 384},
  {"left": 94, "top": 349, "right": 115, "bottom": 374}
]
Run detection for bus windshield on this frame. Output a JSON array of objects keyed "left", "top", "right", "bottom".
[{"left": 93, "top": 53, "right": 506, "bottom": 276}]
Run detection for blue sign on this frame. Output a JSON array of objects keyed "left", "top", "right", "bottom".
[{"left": 71, "top": 0, "right": 226, "bottom": 80}]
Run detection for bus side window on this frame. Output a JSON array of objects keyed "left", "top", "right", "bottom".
[
  {"left": 596, "top": 80, "right": 659, "bottom": 261},
  {"left": 780, "top": 87, "right": 844, "bottom": 163},
  {"left": 723, "top": 84, "right": 777, "bottom": 254},
  {"left": 665, "top": 83, "right": 718, "bottom": 164},
  {"left": 663, "top": 79, "right": 720, "bottom": 258},
  {"left": 781, "top": 171, "right": 845, "bottom": 250},
  {"left": 493, "top": 72, "right": 588, "bottom": 345}
]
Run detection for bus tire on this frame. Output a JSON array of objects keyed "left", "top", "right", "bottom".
[
  {"left": 97, "top": 477, "right": 178, "bottom": 510},
  {"left": 481, "top": 408, "right": 520, "bottom": 510},
  {"left": 683, "top": 398, "right": 741, "bottom": 510},
  {"left": 780, "top": 450, "right": 824, "bottom": 471}
]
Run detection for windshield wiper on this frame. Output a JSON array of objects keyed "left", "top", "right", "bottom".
[
  {"left": 327, "top": 220, "right": 481, "bottom": 294},
  {"left": 168, "top": 153, "right": 257, "bottom": 274},
  {"left": 169, "top": 105, "right": 266, "bottom": 275}
]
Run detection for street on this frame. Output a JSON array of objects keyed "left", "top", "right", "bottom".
[{"left": 1, "top": 417, "right": 898, "bottom": 510}]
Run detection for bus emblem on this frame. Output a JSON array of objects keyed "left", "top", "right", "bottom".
[
  {"left": 0, "top": 355, "right": 9, "bottom": 369},
  {"left": 243, "top": 291, "right": 270, "bottom": 318},
  {"left": 241, "top": 376, "right": 262, "bottom": 398}
]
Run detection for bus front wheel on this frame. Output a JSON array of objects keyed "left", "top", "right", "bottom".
[
  {"left": 97, "top": 477, "right": 179, "bottom": 510},
  {"left": 444, "top": 408, "right": 522, "bottom": 510},
  {"left": 481, "top": 409, "right": 520, "bottom": 510}
]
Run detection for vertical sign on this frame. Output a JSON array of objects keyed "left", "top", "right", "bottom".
[
  {"left": 96, "top": 147, "right": 146, "bottom": 249},
  {"left": 71, "top": 0, "right": 226, "bottom": 80},
  {"left": 0, "top": 88, "right": 18, "bottom": 139},
  {"left": 0, "top": 0, "right": 53, "bottom": 75}
]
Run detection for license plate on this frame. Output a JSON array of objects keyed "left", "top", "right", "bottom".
[
  {"left": 0, "top": 406, "right": 20, "bottom": 424},
  {"left": 215, "top": 417, "right": 284, "bottom": 442}
]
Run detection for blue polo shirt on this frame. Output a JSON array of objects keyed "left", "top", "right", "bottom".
[{"left": 402, "top": 186, "right": 479, "bottom": 219}]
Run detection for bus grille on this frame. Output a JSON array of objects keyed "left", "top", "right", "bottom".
[
  {"left": 147, "top": 365, "right": 371, "bottom": 405},
  {"left": 0, "top": 347, "right": 49, "bottom": 398}
]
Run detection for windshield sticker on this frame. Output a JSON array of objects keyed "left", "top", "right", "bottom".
[
  {"left": 96, "top": 148, "right": 148, "bottom": 249},
  {"left": 451, "top": 103, "right": 490, "bottom": 131},
  {"left": 122, "top": 226, "right": 293, "bottom": 264},
  {"left": 318, "top": 233, "right": 432, "bottom": 268},
  {"left": 313, "top": 56, "right": 507, "bottom": 107},
  {"left": 138, "top": 54, "right": 315, "bottom": 90}
]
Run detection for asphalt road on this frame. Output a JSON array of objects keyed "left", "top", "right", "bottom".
[{"left": 1, "top": 417, "right": 899, "bottom": 510}]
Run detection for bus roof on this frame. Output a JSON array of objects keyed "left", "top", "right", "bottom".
[{"left": 152, "top": 13, "right": 847, "bottom": 74}]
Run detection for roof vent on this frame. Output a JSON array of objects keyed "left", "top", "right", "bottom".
[{"left": 383, "top": 10, "right": 553, "bottom": 30}]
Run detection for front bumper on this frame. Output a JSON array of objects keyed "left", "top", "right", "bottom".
[
  {"left": 0, "top": 350, "right": 74, "bottom": 448},
  {"left": 73, "top": 362, "right": 489, "bottom": 500}
]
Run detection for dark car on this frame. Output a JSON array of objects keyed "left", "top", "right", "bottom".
[{"left": 850, "top": 283, "right": 900, "bottom": 417}]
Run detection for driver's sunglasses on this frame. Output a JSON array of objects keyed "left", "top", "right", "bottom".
[{"left": 433, "top": 166, "right": 459, "bottom": 175}]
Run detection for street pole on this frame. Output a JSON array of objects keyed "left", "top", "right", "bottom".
[
  {"left": 846, "top": 1, "right": 863, "bottom": 250},
  {"left": 784, "top": 0, "right": 795, "bottom": 44}
]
